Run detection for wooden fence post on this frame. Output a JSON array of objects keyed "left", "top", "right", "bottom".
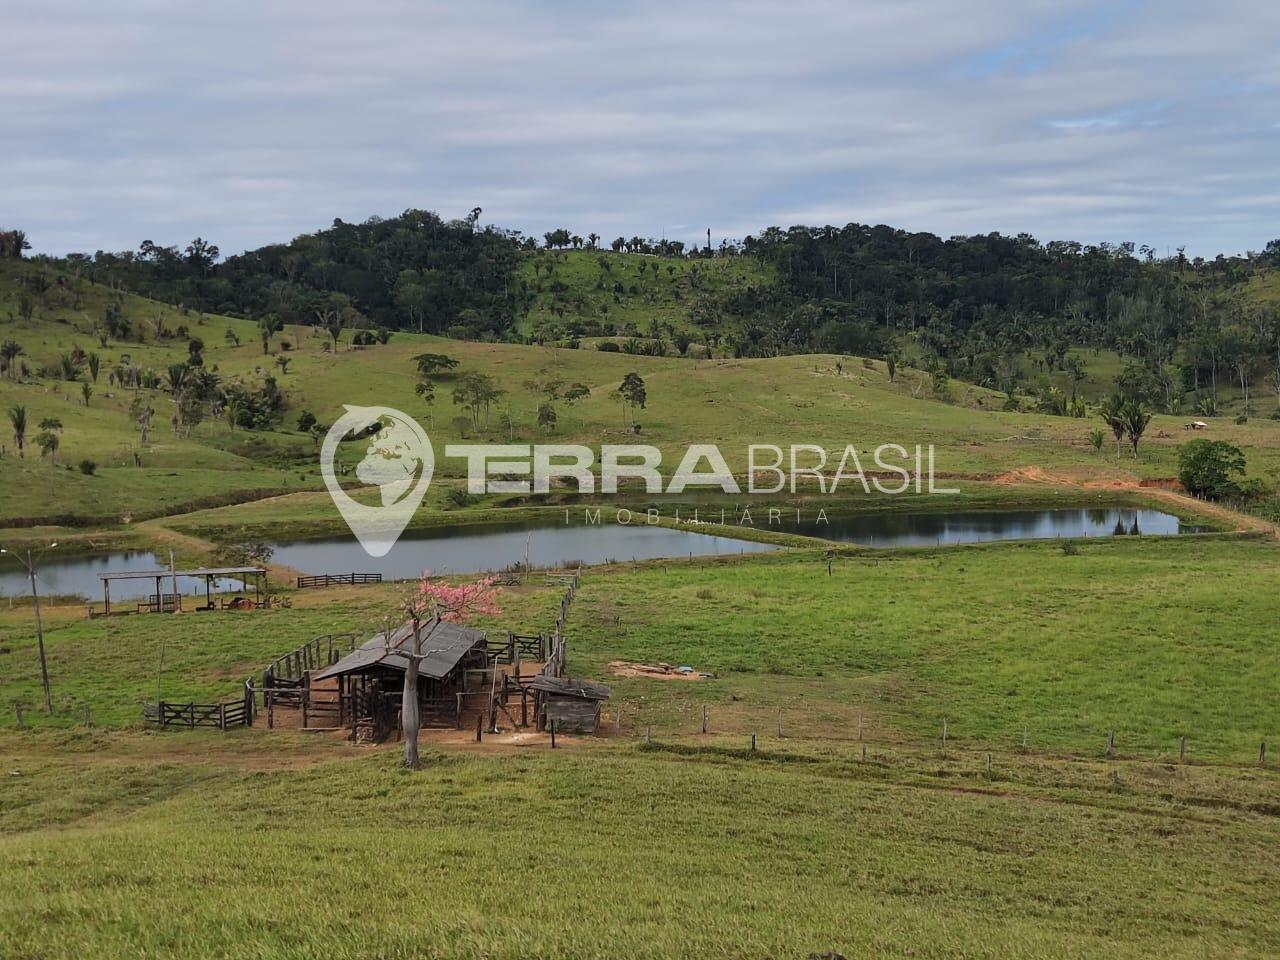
[
  {"left": 1106, "top": 730, "right": 1115, "bottom": 759},
  {"left": 701, "top": 705, "right": 708, "bottom": 735},
  {"left": 14, "top": 702, "right": 23, "bottom": 729},
  {"left": 985, "top": 752, "right": 992, "bottom": 774},
  {"left": 82, "top": 704, "right": 91, "bottom": 727},
  {"left": 751, "top": 733, "right": 757, "bottom": 752},
  {"left": 475, "top": 713, "right": 482, "bottom": 743},
  {"left": 219, "top": 703, "right": 227, "bottom": 730},
  {"left": 1260, "top": 741, "right": 1267, "bottom": 767},
  {"left": 550, "top": 719, "right": 557, "bottom": 749},
  {"left": 646, "top": 725, "right": 652, "bottom": 744},
  {"left": 1022, "top": 725, "right": 1028, "bottom": 750},
  {"left": 456, "top": 692, "right": 464, "bottom": 730},
  {"left": 777, "top": 709, "right": 783, "bottom": 738},
  {"left": 1179, "top": 736, "right": 1187, "bottom": 761},
  {"left": 857, "top": 713, "right": 863, "bottom": 742},
  {"left": 942, "top": 719, "right": 948, "bottom": 748}
]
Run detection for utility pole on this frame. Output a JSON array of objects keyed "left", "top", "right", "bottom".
[
  {"left": 29, "top": 551, "right": 51, "bottom": 713},
  {"left": 169, "top": 548, "right": 180, "bottom": 613},
  {"left": 2, "top": 543, "right": 57, "bottom": 713}
]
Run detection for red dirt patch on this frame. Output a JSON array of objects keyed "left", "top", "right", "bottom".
[{"left": 609, "top": 660, "right": 714, "bottom": 681}]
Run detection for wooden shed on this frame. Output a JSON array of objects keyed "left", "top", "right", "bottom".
[
  {"left": 309, "top": 620, "right": 489, "bottom": 736},
  {"left": 532, "top": 675, "right": 611, "bottom": 734}
]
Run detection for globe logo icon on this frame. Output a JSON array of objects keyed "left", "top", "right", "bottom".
[
  {"left": 321, "top": 405, "right": 434, "bottom": 557},
  {"left": 354, "top": 411, "right": 429, "bottom": 508}
]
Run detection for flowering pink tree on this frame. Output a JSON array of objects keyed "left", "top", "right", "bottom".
[{"left": 390, "top": 572, "right": 501, "bottom": 768}]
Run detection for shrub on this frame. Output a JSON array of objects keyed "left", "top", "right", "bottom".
[
  {"left": 446, "top": 488, "right": 480, "bottom": 508},
  {"left": 1178, "top": 439, "right": 1246, "bottom": 499}
]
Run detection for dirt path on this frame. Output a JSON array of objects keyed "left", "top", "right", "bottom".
[{"left": 1139, "top": 487, "right": 1278, "bottom": 536}]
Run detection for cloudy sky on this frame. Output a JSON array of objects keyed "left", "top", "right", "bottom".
[{"left": 4, "top": 1, "right": 1278, "bottom": 258}]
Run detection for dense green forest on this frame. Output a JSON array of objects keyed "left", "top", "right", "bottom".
[
  {"left": 5, "top": 213, "right": 1280, "bottom": 416},
  {"left": 744, "top": 226, "right": 1280, "bottom": 410}
]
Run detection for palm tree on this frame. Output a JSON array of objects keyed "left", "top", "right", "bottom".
[
  {"left": 1121, "top": 399, "right": 1152, "bottom": 458},
  {"left": 0, "top": 339, "right": 22, "bottom": 379},
  {"left": 1098, "top": 394, "right": 1126, "bottom": 458},
  {"left": 166, "top": 363, "right": 189, "bottom": 395},
  {"left": 258, "top": 316, "right": 280, "bottom": 354},
  {"left": 8, "top": 404, "right": 28, "bottom": 457},
  {"left": 323, "top": 313, "right": 343, "bottom": 351},
  {"left": 36, "top": 417, "right": 62, "bottom": 462}
]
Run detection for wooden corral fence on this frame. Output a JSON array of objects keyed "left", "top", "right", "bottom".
[
  {"left": 296, "top": 573, "right": 383, "bottom": 589},
  {"left": 484, "top": 572, "right": 579, "bottom": 733},
  {"left": 262, "top": 633, "right": 353, "bottom": 690},
  {"left": 489, "top": 631, "right": 547, "bottom": 665},
  {"left": 548, "top": 569, "right": 580, "bottom": 637},
  {"left": 541, "top": 636, "right": 567, "bottom": 679},
  {"left": 253, "top": 683, "right": 465, "bottom": 735},
  {"left": 144, "top": 685, "right": 255, "bottom": 730}
]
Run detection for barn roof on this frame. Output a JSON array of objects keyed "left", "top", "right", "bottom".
[
  {"left": 312, "top": 620, "right": 486, "bottom": 682},
  {"left": 530, "top": 675, "right": 611, "bottom": 700}
]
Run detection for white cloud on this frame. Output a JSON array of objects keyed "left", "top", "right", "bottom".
[{"left": 2, "top": 0, "right": 1277, "bottom": 256}]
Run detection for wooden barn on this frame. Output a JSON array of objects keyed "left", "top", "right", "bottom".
[
  {"left": 310, "top": 620, "right": 489, "bottom": 737},
  {"left": 532, "top": 675, "right": 611, "bottom": 733}
]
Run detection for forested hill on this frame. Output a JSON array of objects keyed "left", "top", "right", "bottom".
[
  {"left": 6, "top": 212, "right": 1280, "bottom": 403},
  {"left": 51, "top": 210, "right": 525, "bottom": 340}
]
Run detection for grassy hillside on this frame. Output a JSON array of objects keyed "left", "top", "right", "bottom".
[
  {"left": 6, "top": 259, "right": 1280, "bottom": 527},
  {"left": 516, "top": 249, "right": 772, "bottom": 344},
  {"left": 2, "top": 540, "right": 1279, "bottom": 957},
  {"left": 2, "top": 730, "right": 1276, "bottom": 959}
]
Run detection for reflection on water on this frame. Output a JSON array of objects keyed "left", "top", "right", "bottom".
[
  {"left": 803, "top": 507, "right": 1202, "bottom": 547},
  {"left": 0, "top": 551, "right": 247, "bottom": 602},
  {"left": 0, "top": 506, "right": 1205, "bottom": 595},
  {"left": 268, "top": 522, "right": 778, "bottom": 578}
]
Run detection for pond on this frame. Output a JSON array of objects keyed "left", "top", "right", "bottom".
[
  {"left": 791, "top": 506, "right": 1208, "bottom": 548},
  {"left": 0, "top": 506, "right": 1206, "bottom": 598},
  {"left": 266, "top": 506, "right": 1201, "bottom": 578},
  {"left": 0, "top": 550, "right": 248, "bottom": 603},
  {"left": 267, "top": 521, "right": 779, "bottom": 579}
]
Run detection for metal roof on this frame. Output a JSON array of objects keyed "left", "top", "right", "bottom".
[
  {"left": 530, "top": 675, "right": 612, "bottom": 700},
  {"left": 98, "top": 567, "right": 266, "bottom": 581},
  {"left": 312, "top": 619, "right": 486, "bottom": 682}
]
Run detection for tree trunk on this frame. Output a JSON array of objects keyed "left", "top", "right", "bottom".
[{"left": 402, "top": 620, "right": 423, "bottom": 768}]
